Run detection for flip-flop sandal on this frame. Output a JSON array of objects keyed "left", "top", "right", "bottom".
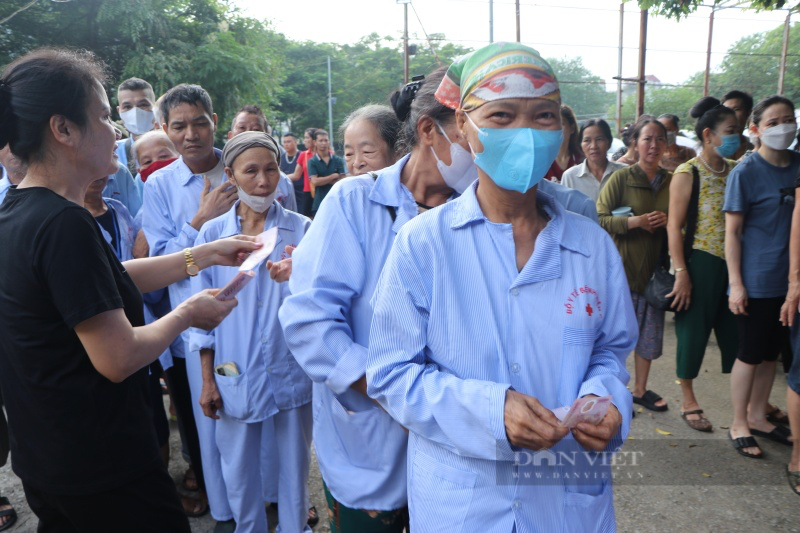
[
  {"left": 0, "top": 497, "right": 17, "bottom": 532},
  {"left": 767, "top": 406, "right": 790, "bottom": 426},
  {"left": 680, "top": 409, "right": 713, "bottom": 432},
  {"left": 183, "top": 466, "right": 199, "bottom": 492},
  {"left": 729, "top": 432, "right": 763, "bottom": 459},
  {"left": 307, "top": 505, "right": 320, "bottom": 527},
  {"left": 632, "top": 390, "right": 668, "bottom": 412},
  {"left": 751, "top": 425, "right": 792, "bottom": 446},
  {"left": 787, "top": 466, "right": 800, "bottom": 496},
  {"left": 181, "top": 495, "right": 209, "bottom": 518}
]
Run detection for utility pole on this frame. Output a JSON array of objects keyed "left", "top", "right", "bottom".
[
  {"left": 489, "top": 0, "right": 494, "bottom": 43},
  {"left": 636, "top": 9, "right": 648, "bottom": 120},
  {"left": 616, "top": 3, "right": 624, "bottom": 136},
  {"left": 515, "top": 0, "right": 521, "bottom": 42},
  {"left": 778, "top": 10, "right": 791, "bottom": 95},
  {"left": 704, "top": 8, "right": 714, "bottom": 97},
  {"left": 397, "top": 0, "right": 410, "bottom": 84},
  {"left": 327, "top": 56, "right": 334, "bottom": 142}
]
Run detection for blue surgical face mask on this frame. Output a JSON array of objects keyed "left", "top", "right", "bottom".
[
  {"left": 714, "top": 133, "right": 741, "bottom": 158},
  {"left": 465, "top": 112, "right": 563, "bottom": 193}
]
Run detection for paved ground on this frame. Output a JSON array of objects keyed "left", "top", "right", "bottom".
[{"left": 1, "top": 312, "right": 798, "bottom": 532}]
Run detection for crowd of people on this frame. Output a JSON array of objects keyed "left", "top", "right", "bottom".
[{"left": 0, "top": 40, "right": 797, "bottom": 533}]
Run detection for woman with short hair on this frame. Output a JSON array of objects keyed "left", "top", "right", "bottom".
[
  {"left": 725, "top": 95, "right": 798, "bottom": 459},
  {"left": 0, "top": 48, "right": 258, "bottom": 532},
  {"left": 561, "top": 118, "right": 625, "bottom": 201},
  {"left": 597, "top": 114, "right": 672, "bottom": 413},
  {"left": 545, "top": 104, "right": 584, "bottom": 182},
  {"left": 280, "top": 69, "right": 475, "bottom": 532},
  {"left": 658, "top": 113, "right": 696, "bottom": 172}
]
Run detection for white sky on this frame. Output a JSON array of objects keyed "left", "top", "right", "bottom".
[{"left": 235, "top": 0, "right": 793, "bottom": 88}]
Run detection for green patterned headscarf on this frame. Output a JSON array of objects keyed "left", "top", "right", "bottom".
[{"left": 435, "top": 42, "right": 560, "bottom": 111}]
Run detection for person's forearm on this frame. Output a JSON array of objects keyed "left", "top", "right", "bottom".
[
  {"left": 200, "top": 349, "right": 215, "bottom": 382},
  {"left": 667, "top": 221, "right": 687, "bottom": 270},
  {"left": 78, "top": 305, "right": 193, "bottom": 383},
  {"left": 124, "top": 242, "right": 221, "bottom": 294},
  {"left": 726, "top": 230, "right": 744, "bottom": 286},
  {"left": 789, "top": 196, "right": 800, "bottom": 284},
  {"left": 310, "top": 174, "right": 337, "bottom": 186}
]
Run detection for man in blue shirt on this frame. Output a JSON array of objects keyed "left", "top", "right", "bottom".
[{"left": 143, "top": 84, "right": 237, "bottom": 530}]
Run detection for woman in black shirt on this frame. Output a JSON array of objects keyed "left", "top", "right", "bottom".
[{"left": 0, "top": 49, "right": 259, "bottom": 532}]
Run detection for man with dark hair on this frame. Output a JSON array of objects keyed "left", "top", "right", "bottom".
[
  {"left": 281, "top": 133, "right": 305, "bottom": 213},
  {"left": 723, "top": 90, "right": 755, "bottom": 160},
  {"left": 143, "top": 83, "right": 237, "bottom": 532},
  {"left": 227, "top": 105, "right": 268, "bottom": 138},
  {"left": 116, "top": 77, "right": 159, "bottom": 175},
  {"left": 307, "top": 129, "right": 346, "bottom": 216},
  {"left": 292, "top": 128, "right": 319, "bottom": 218}
]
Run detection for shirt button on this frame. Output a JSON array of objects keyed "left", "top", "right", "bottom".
[
  {"left": 511, "top": 363, "right": 520, "bottom": 374},
  {"left": 261, "top": 337, "right": 268, "bottom": 344},
  {"left": 511, "top": 288, "right": 520, "bottom": 296},
  {"left": 513, "top": 499, "right": 521, "bottom": 509}
]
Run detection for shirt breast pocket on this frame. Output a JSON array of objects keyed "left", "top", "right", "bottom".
[{"left": 559, "top": 327, "right": 596, "bottom": 406}]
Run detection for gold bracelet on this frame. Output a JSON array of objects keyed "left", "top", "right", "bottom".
[
  {"left": 184, "top": 248, "right": 199, "bottom": 277},
  {"left": 674, "top": 267, "right": 687, "bottom": 273}
]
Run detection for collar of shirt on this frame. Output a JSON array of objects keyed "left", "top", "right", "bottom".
[
  {"left": 217, "top": 200, "right": 293, "bottom": 239},
  {"left": 179, "top": 147, "right": 223, "bottom": 186},
  {"left": 575, "top": 159, "right": 621, "bottom": 180},
  {"left": 449, "top": 180, "right": 590, "bottom": 263},
  {"left": 0, "top": 176, "right": 9, "bottom": 193},
  {"left": 368, "top": 154, "right": 413, "bottom": 209}
]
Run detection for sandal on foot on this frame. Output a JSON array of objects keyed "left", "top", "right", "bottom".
[
  {"left": 729, "top": 432, "right": 763, "bottom": 459},
  {"left": 308, "top": 505, "right": 319, "bottom": 527},
  {"left": 787, "top": 466, "right": 800, "bottom": 496},
  {"left": 767, "top": 406, "right": 790, "bottom": 426},
  {"left": 182, "top": 466, "right": 199, "bottom": 492},
  {"left": 181, "top": 495, "right": 208, "bottom": 518},
  {"left": 751, "top": 425, "right": 792, "bottom": 446},
  {"left": 0, "top": 497, "right": 17, "bottom": 532},
  {"left": 680, "top": 409, "right": 713, "bottom": 432},
  {"left": 632, "top": 390, "right": 668, "bottom": 412}
]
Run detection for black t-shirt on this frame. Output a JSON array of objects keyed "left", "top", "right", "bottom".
[
  {"left": 0, "top": 187, "right": 159, "bottom": 495},
  {"left": 280, "top": 151, "right": 303, "bottom": 194}
]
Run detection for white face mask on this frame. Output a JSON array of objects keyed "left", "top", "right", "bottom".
[
  {"left": 430, "top": 121, "right": 478, "bottom": 194},
  {"left": 760, "top": 123, "right": 797, "bottom": 151},
  {"left": 120, "top": 107, "right": 156, "bottom": 136},
  {"left": 233, "top": 175, "right": 276, "bottom": 213}
]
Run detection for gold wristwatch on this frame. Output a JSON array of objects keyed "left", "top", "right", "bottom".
[{"left": 184, "top": 248, "right": 199, "bottom": 277}]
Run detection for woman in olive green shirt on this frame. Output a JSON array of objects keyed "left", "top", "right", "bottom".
[{"left": 597, "top": 115, "right": 672, "bottom": 413}]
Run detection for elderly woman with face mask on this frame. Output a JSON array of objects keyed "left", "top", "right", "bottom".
[
  {"left": 366, "top": 42, "right": 637, "bottom": 533},
  {"left": 279, "top": 68, "right": 476, "bottom": 533},
  {"left": 190, "top": 132, "right": 313, "bottom": 533}
]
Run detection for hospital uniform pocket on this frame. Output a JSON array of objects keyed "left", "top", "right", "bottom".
[
  {"left": 410, "top": 449, "right": 477, "bottom": 533},
  {"left": 328, "top": 394, "right": 394, "bottom": 469},
  {"left": 559, "top": 327, "right": 595, "bottom": 405},
  {"left": 216, "top": 372, "right": 249, "bottom": 421},
  {"left": 563, "top": 482, "right": 614, "bottom": 532}
]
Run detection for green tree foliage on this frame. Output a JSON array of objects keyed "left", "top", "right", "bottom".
[
  {"left": 608, "top": 21, "right": 798, "bottom": 136},
  {"left": 0, "top": 0, "right": 283, "bottom": 144},
  {"left": 273, "top": 35, "right": 472, "bottom": 143},
  {"left": 546, "top": 57, "right": 615, "bottom": 120},
  {"left": 632, "top": 0, "right": 800, "bottom": 19}
]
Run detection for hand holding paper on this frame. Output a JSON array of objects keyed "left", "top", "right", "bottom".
[{"left": 216, "top": 227, "right": 279, "bottom": 301}]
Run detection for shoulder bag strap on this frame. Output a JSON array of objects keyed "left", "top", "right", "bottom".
[{"left": 683, "top": 165, "right": 701, "bottom": 261}]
